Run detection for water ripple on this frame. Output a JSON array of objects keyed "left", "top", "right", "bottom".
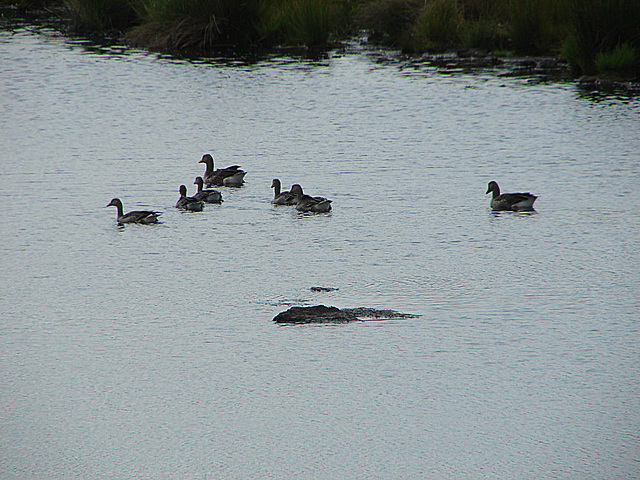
[{"left": 1, "top": 30, "right": 639, "bottom": 480}]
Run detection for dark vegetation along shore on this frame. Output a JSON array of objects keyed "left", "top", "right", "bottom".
[{"left": 2, "top": 0, "right": 639, "bottom": 83}]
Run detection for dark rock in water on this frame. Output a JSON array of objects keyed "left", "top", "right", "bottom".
[
  {"left": 273, "top": 305, "right": 421, "bottom": 324},
  {"left": 578, "top": 75, "right": 640, "bottom": 93},
  {"left": 273, "top": 305, "right": 359, "bottom": 324},
  {"left": 310, "top": 286, "right": 339, "bottom": 292}
]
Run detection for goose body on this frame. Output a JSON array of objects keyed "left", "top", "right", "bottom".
[
  {"left": 106, "top": 198, "right": 161, "bottom": 225},
  {"left": 199, "top": 153, "right": 246, "bottom": 187},
  {"left": 486, "top": 181, "right": 537, "bottom": 211},
  {"left": 221, "top": 170, "right": 247, "bottom": 187},
  {"left": 271, "top": 178, "right": 297, "bottom": 205},
  {"left": 176, "top": 185, "right": 204, "bottom": 212},
  {"left": 194, "top": 177, "right": 223, "bottom": 203},
  {"left": 290, "top": 184, "right": 332, "bottom": 213}
]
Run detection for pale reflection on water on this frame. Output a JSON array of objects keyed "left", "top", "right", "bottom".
[{"left": 1, "top": 29, "right": 639, "bottom": 479}]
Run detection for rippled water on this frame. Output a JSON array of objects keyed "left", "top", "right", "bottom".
[{"left": 1, "top": 29, "right": 639, "bottom": 479}]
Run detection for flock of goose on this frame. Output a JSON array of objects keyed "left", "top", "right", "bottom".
[
  {"left": 106, "top": 153, "right": 538, "bottom": 225},
  {"left": 106, "top": 153, "right": 335, "bottom": 225}
]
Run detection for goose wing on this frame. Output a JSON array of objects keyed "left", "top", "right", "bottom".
[
  {"left": 273, "top": 190, "right": 297, "bottom": 205},
  {"left": 195, "top": 189, "right": 223, "bottom": 203},
  {"left": 121, "top": 210, "right": 161, "bottom": 224},
  {"left": 494, "top": 192, "right": 537, "bottom": 211},
  {"left": 296, "top": 194, "right": 332, "bottom": 212},
  {"left": 214, "top": 165, "right": 242, "bottom": 175}
]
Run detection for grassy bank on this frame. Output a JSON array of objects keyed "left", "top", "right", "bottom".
[{"left": 3, "top": 0, "right": 639, "bottom": 78}]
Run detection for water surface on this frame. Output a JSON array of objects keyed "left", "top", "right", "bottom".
[{"left": 1, "top": 29, "right": 639, "bottom": 479}]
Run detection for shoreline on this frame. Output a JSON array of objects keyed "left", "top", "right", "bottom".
[{"left": 2, "top": 4, "right": 639, "bottom": 94}]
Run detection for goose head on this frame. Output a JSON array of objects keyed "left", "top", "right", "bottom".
[
  {"left": 179, "top": 185, "right": 188, "bottom": 196},
  {"left": 486, "top": 181, "right": 500, "bottom": 196},
  {"left": 199, "top": 154, "right": 214, "bottom": 167},
  {"left": 106, "top": 198, "right": 123, "bottom": 209},
  {"left": 290, "top": 184, "right": 303, "bottom": 198},
  {"left": 271, "top": 178, "right": 282, "bottom": 196},
  {"left": 194, "top": 176, "right": 205, "bottom": 191}
]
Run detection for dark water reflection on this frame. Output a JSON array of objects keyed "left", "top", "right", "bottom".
[{"left": 1, "top": 29, "right": 639, "bottom": 479}]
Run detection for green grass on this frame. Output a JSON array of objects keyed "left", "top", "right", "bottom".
[
  {"left": 355, "top": 0, "right": 421, "bottom": 48},
  {"left": 596, "top": 43, "right": 638, "bottom": 76},
  {"left": 18, "top": 0, "right": 640, "bottom": 79},
  {"left": 564, "top": 0, "right": 640, "bottom": 76},
  {"left": 462, "top": 19, "right": 508, "bottom": 52},
  {"left": 413, "top": 0, "right": 462, "bottom": 50},
  {"left": 64, "top": 0, "right": 137, "bottom": 32},
  {"left": 508, "top": 0, "right": 566, "bottom": 54},
  {"left": 287, "top": 0, "right": 341, "bottom": 46},
  {"left": 257, "top": 0, "right": 344, "bottom": 47},
  {"left": 126, "top": 0, "right": 260, "bottom": 50},
  {"left": 125, "top": 0, "right": 348, "bottom": 51},
  {"left": 355, "top": 0, "right": 567, "bottom": 54}
]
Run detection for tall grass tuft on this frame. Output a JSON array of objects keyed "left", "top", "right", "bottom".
[
  {"left": 283, "top": 0, "right": 342, "bottom": 46},
  {"left": 509, "top": 0, "right": 568, "bottom": 54},
  {"left": 564, "top": 0, "right": 640, "bottom": 76},
  {"left": 462, "top": 18, "right": 508, "bottom": 52},
  {"left": 126, "top": 0, "right": 260, "bottom": 51},
  {"left": 37, "top": 0, "right": 640, "bottom": 78},
  {"left": 126, "top": 0, "right": 348, "bottom": 51},
  {"left": 64, "top": 0, "right": 138, "bottom": 32},
  {"left": 413, "top": 0, "right": 462, "bottom": 50},
  {"left": 355, "top": 0, "right": 421, "bottom": 48},
  {"left": 457, "top": 0, "right": 508, "bottom": 21},
  {"left": 255, "top": 0, "right": 289, "bottom": 44},
  {"left": 509, "top": 0, "right": 543, "bottom": 53},
  {"left": 596, "top": 43, "right": 638, "bottom": 76}
]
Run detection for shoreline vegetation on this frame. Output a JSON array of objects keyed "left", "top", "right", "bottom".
[{"left": 2, "top": 0, "right": 639, "bottom": 84}]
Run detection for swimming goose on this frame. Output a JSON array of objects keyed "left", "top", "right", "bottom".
[
  {"left": 271, "top": 178, "right": 297, "bottom": 205},
  {"left": 194, "top": 177, "right": 223, "bottom": 204},
  {"left": 486, "top": 181, "right": 537, "bottom": 211},
  {"left": 106, "top": 198, "right": 161, "bottom": 225},
  {"left": 199, "top": 153, "right": 246, "bottom": 187},
  {"left": 176, "top": 185, "right": 204, "bottom": 211},
  {"left": 290, "top": 184, "right": 332, "bottom": 213}
]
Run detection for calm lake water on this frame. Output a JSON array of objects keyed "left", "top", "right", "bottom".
[{"left": 1, "top": 28, "right": 639, "bottom": 479}]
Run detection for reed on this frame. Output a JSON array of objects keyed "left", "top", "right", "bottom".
[
  {"left": 564, "top": 0, "right": 640, "bottom": 76},
  {"left": 509, "top": 0, "right": 544, "bottom": 53},
  {"left": 257, "top": 0, "right": 345, "bottom": 47},
  {"left": 24, "top": 0, "right": 640, "bottom": 80},
  {"left": 255, "top": 0, "right": 288, "bottom": 44},
  {"left": 64, "top": 0, "right": 137, "bottom": 32},
  {"left": 126, "top": 0, "right": 260, "bottom": 50},
  {"left": 355, "top": 0, "right": 565, "bottom": 54},
  {"left": 509, "top": 0, "right": 569, "bottom": 54},
  {"left": 287, "top": 0, "right": 342, "bottom": 46},
  {"left": 413, "top": 0, "right": 462, "bottom": 50},
  {"left": 125, "top": 0, "right": 348, "bottom": 50},
  {"left": 596, "top": 43, "right": 638, "bottom": 76},
  {"left": 462, "top": 18, "right": 508, "bottom": 52},
  {"left": 457, "top": 0, "right": 508, "bottom": 21},
  {"left": 355, "top": 0, "right": 421, "bottom": 48}
]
